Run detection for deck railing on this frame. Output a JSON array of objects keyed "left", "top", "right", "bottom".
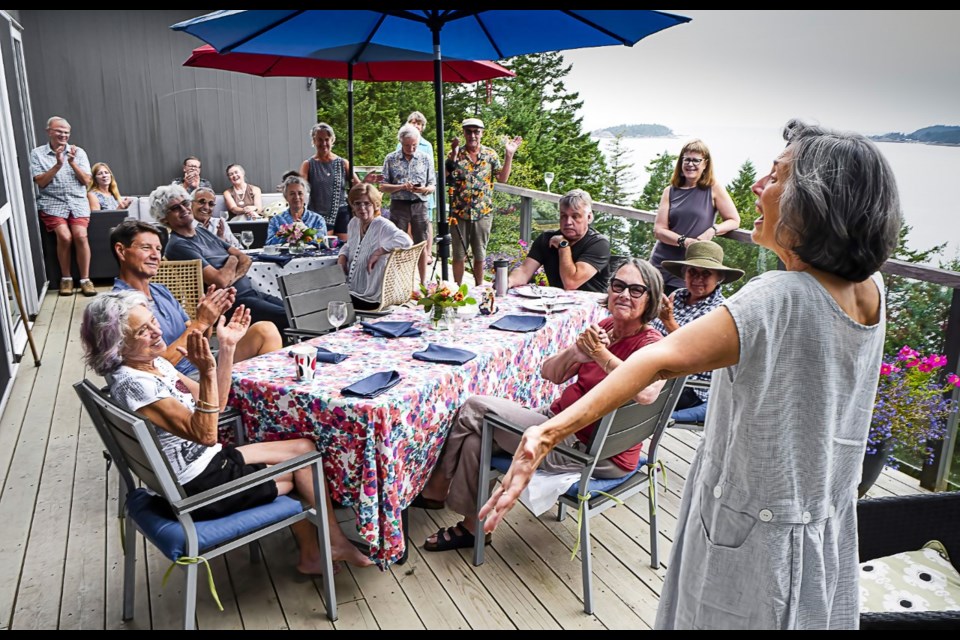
[{"left": 493, "top": 183, "right": 960, "bottom": 492}]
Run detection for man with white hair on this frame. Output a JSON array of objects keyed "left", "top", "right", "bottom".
[
  {"left": 30, "top": 116, "right": 95, "bottom": 296},
  {"left": 380, "top": 123, "right": 436, "bottom": 282},
  {"left": 508, "top": 188, "right": 611, "bottom": 293}
]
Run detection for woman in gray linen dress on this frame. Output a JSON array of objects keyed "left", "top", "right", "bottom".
[
  {"left": 299, "top": 123, "right": 360, "bottom": 232},
  {"left": 478, "top": 119, "right": 902, "bottom": 629}
]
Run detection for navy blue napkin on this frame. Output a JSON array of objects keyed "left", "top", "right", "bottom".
[
  {"left": 316, "top": 347, "right": 348, "bottom": 364},
  {"left": 255, "top": 252, "right": 293, "bottom": 267},
  {"left": 490, "top": 314, "right": 547, "bottom": 333},
  {"left": 360, "top": 320, "right": 423, "bottom": 338},
  {"left": 341, "top": 370, "right": 402, "bottom": 398},
  {"left": 412, "top": 343, "right": 477, "bottom": 366}
]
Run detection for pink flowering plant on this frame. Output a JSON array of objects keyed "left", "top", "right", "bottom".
[
  {"left": 870, "top": 345, "right": 959, "bottom": 466},
  {"left": 275, "top": 221, "right": 318, "bottom": 247}
]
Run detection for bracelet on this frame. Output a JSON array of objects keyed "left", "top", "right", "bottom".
[
  {"left": 195, "top": 407, "right": 220, "bottom": 414},
  {"left": 196, "top": 399, "right": 219, "bottom": 409},
  {"left": 677, "top": 235, "right": 687, "bottom": 249}
]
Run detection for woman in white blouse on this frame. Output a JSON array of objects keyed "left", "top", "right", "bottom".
[{"left": 337, "top": 183, "right": 412, "bottom": 310}]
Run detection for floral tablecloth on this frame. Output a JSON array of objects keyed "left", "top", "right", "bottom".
[
  {"left": 245, "top": 249, "right": 340, "bottom": 297},
  {"left": 229, "top": 289, "right": 609, "bottom": 566}
]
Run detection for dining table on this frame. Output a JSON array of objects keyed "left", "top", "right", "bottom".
[
  {"left": 244, "top": 246, "right": 340, "bottom": 298},
  {"left": 228, "top": 287, "right": 610, "bottom": 567}
]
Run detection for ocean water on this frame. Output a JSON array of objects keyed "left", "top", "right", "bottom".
[{"left": 594, "top": 124, "right": 960, "bottom": 262}]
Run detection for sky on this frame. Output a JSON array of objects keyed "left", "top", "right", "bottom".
[{"left": 563, "top": 10, "right": 960, "bottom": 136}]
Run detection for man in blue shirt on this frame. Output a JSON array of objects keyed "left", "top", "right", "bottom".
[{"left": 110, "top": 219, "right": 282, "bottom": 377}]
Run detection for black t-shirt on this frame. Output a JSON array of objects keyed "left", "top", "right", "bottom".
[{"left": 527, "top": 228, "right": 610, "bottom": 293}]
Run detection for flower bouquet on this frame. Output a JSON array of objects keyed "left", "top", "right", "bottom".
[
  {"left": 870, "top": 345, "right": 959, "bottom": 467},
  {"left": 412, "top": 277, "right": 477, "bottom": 328},
  {"left": 274, "top": 220, "right": 319, "bottom": 251}
]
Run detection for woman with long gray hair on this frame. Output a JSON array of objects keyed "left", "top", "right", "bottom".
[{"left": 480, "top": 119, "right": 903, "bottom": 629}]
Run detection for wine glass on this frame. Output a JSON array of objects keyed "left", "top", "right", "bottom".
[
  {"left": 540, "top": 287, "right": 558, "bottom": 315},
  {"left": 327, "top": 301, "right": 348, "bottom": 333},
  {"left": 240, "top": 230, "right": 254, "bottom": 250},
  {"left": 544, "top": 171, "right": 555, "bottom": 193}
]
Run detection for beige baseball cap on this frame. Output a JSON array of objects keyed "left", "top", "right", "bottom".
[{"left": 462, "top": 117, "right": 485, "bottom": 130}]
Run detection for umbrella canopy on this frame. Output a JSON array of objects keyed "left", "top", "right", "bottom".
[
  {"left": 184, "top": 45, "right": 515, "bottom": 83},
  {"left": 172, "top": 10, "right": 691, "bottom": 281}
]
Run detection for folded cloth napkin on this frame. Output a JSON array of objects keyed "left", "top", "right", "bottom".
[
  {"left": 412, "top": 343, "right": 478, "bottom": 366},
  {"left": 360, "top": 320, "right": 423, "bottom": 338},
  {"left": 341, "top": 370, "right": 402, "bottom": 399},
  {"left": 489, "top": 314, "right": 547, "bottom": 333},
  {"left": 316, "top": 347, "right": 348, "bottom": 364},
  {"left": 254, "top": 253, "right": 293, "bottom": 267}
]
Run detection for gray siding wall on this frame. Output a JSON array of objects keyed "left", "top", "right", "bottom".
[{"left": 18, "top": 10, "right": 316, "bottom": 197}]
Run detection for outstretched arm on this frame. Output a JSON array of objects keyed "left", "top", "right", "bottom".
[{"left": 479, "top": 305, "right": 741, "bottom": 532}]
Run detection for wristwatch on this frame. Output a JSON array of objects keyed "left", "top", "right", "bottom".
[
  {"left": 711, "top": 223, "right": 720, "bottom": 236},
  {"left": 558, "top": 239, "right": 570, "bottom": 249},
  {"left": 677, "top": 235, "right": 687, "bottom": 249}
]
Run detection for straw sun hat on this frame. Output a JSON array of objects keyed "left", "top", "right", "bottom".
[{"left": 661, "top": 240, "right": 745, "bottom": 283}]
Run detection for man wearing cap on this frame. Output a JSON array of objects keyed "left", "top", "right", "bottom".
[
  {"left": 507, "top": 188, "right": 610, "bottom": 293},
  {"left": 445, "top": 117, "right": 522, "bottom": 286},
  {"left": 650, "top": 240, "right": 744, "bottom": 423}
]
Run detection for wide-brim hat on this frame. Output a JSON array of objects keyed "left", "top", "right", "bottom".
[
  {"left": 661, "top": 240, "right": 744, "bottom": 283},
  {"left": 462, "top": 117, "right": 485, "bottom": 129}
]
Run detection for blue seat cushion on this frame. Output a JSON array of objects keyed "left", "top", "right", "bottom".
[
  {"left": 490, "top": 454, "right": 649, "bottom": 499},
  {"left": 126, "top": 488, "right": 303, "bottom": 561}
]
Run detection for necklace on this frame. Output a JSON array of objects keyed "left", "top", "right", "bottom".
[{"left": 233, "top": 184, "right": 248, "bottom": 203}]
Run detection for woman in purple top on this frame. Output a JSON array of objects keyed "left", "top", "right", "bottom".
[{"left": 649, "top": 139, "right": 741, "bottom": 293}]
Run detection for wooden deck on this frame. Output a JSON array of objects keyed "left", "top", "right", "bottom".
[{"left": 0, "top": 288, "right": 927, "bottom": 630}]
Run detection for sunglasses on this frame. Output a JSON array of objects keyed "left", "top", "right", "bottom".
[
  {"left": 609, "top": 278, "right": 649, "bottom": 298},
  {"left": 166, "top": 201, "right": 191, "bottom": 213}
]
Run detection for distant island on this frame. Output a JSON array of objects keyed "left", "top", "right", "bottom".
[
  {"left": 592, "top": 123, "right": 673, "bottom": 138},
  {"left": 870, "top": 125, "right": 960, "bottom": 146}
]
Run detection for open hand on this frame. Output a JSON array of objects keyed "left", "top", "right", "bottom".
[
  {"left": 478, "top": 424, "right": 545, "bottom": 532},
  {"left": 177, "top": 329, "right": 216, "bottom": 375},
  {"left": 216, "top": 304, "right": 251, "bottom": 349},
  {"left": 449, "top": 137, "right": 460, "bottom": 157},
  {"left": 196, "top": 285, "right": 235, "bottom": 327},
  {"left": 504, "top": 135, "right": 522, "bottom": 156}
]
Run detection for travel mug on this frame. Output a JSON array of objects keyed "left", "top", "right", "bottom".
[{"left": 494, "top": 259, "right": 509, "bottom": 296}]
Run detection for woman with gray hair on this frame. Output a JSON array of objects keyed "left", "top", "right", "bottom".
[
  {"left": 80, "top": 291, "right": 374, "bottom": 573},
  {"left": 418, "top": 258, "right": 665, "bottom": 552},
  {"left": 299, "top": 122, "right": 360, "bottom": 232},
  {"left": 480, "top": 119, "right": 903, "bottom": 629},
  {"left": 265, "top": 175, "right": 327, "bottom": 246}
]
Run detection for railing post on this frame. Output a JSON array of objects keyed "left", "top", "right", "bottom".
[
  {"left": 519, "top": 195, "right": 532, "bottom": 243},
  {"left": 921, "top": 287, "right": 960, "bottom": 491}
]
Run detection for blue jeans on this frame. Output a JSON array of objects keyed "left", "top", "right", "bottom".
[{"left": 672, "top": 401, "right": 707, "bottom": 424}]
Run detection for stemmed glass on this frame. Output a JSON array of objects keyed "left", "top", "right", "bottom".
[
  {"left": 544, "top": 171, "right": 555, "bottom": 193},
  {"left": 540, "top": 287, "right": 558, "bottom": 315},
  {"left": 240, "top": 230, "right": 254, "bottom": 250},
  {"left": 327, "top": 301, "right": 348, "bottom": 333}
]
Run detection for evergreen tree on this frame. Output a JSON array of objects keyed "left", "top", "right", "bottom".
[
  {"left": 714, "top": 160, "right": 774, "bottom": 295},
  {"left": 592, "top": 133, "right": 634, "bottom": 254}
]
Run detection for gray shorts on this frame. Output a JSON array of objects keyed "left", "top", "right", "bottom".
[
  {"left": 451, "top": 216, "right": 493, "bottom": 263},
  {"left": 388, "top": 199, "right": 429, "bottom": 244}
]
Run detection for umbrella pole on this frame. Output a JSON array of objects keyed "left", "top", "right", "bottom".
[
  {"left": 347, "top": 64, "right": 355, "bottom": 173},
  {"left": 432, "top": 30, "right": 450, "bottom": 282}
]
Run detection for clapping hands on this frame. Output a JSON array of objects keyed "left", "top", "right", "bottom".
[
  {"left": 575, "top": 323, "right": 611, "bottom": 361},
  {"left": 178, "top": 329, "right": 216, "bottom": 375},
  {"left": 196, "top": 285, "right": 236, "bottom": 328},
  {"left": 216, "top": 304, "right": 251, "bottom": 349}
]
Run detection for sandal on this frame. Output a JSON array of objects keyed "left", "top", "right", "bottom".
[
  {"left": 410, "top": 493, "right": 445, "bottom": 510},
  {"left": 423, "top": 521, "right": 492, "bottom": 552}
]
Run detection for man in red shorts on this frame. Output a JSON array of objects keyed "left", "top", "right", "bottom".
[{"left": 30, "top": 116, "right": 95, "bottom": 296}]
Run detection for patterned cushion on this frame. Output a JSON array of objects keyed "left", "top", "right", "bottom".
[
  {"left": 126, "top": 488, "right": 303, "bottom": 561},
  {"left": 261, "top": 200, "right": 288, "bottom": 218},
  {"left": 860, "top": 540, "right": 960, "bottom": 613}
]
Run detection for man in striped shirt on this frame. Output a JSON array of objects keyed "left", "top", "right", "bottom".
[{"left": 30, "top": 116, "right": 95, "bottom": 296}]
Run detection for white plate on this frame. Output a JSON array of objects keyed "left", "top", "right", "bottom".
[
  {"left": 519, "top": 299, "right": 573, "bottom": 313},
  {"left": 513, "top": 285, "right": 564, "bottom": 299}
]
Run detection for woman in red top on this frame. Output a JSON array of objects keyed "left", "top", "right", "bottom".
[{"left": 419, "top": 258, "right": 665, "bottom": 551}]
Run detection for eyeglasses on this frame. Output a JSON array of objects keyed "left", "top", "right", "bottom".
[
  {"left": 463, "top": 128, "right": 483, "bottom": 135},
  {"left": 609, "top": 278, "right": 649, "bottom": 298},
  {"left": 166, "top": 201, "right": 191, "bottom": 213},
  {"left": 352, "top": 201, "right": 375, "bottom": 210},
  {"left": 681, "top": 157, "right": 705, "bottom": 166}
]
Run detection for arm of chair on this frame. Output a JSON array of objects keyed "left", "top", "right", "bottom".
[
  {"left": 172, "top": 450, "right": 323, "bottom": 516},
  {"left": 284, "top": 327, "right": 329, "bottom": 342},
  {"left": 356, "top": 309, "right": 392, "bottom": 319},
  {"left": 482, "top": 413, "right": 593, "bottom": 466},
  {"left": 857, "top": 492, "right": 960, "bottom": 562}
]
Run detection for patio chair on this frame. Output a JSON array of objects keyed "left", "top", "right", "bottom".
[
  {"left": 74, "top": 379, "right": 338, "bottom": 629},
  {"left": 370, "top": 241, "right": 426, "bottom": 312},
  {"left": 666, "top": 378, "right": 710, "bottom": 433},
  {"left": 277, "top": 264, "right": 387, "bottom": 343},
  {"left": 858, "top": 491, "right": 960, "bottom": 629},
  {"left": 153, "top": 258, "right": 204, "bottom": 321},
  {"left": 474, "top": 375, "right": 687, "bottom": 615}
]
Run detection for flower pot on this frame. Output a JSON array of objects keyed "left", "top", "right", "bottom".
[
  {"left": 288, "top": 244, "right": 305, "bottom": 256},
  {"left": 858, "top": 437, "right": 895, "bottom": 498}
]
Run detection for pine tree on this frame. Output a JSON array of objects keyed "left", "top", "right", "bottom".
[
  {"left": 626, "top": 151, "right": 676, "bottom": 260},
  {"left": 714, "top": 160, "right": 771, "bottom": 295}
]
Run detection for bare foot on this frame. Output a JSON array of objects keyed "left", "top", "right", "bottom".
[
  {"left": 297, "top": 559, "right": 343, "bottom": 577},
  {"left": 332, "top": 541, "right": 374, "bottom": 568}
]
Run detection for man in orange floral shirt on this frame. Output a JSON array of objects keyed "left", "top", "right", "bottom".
[{"left": 445, "top": 117, "right": 522, "bottom": 286}]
